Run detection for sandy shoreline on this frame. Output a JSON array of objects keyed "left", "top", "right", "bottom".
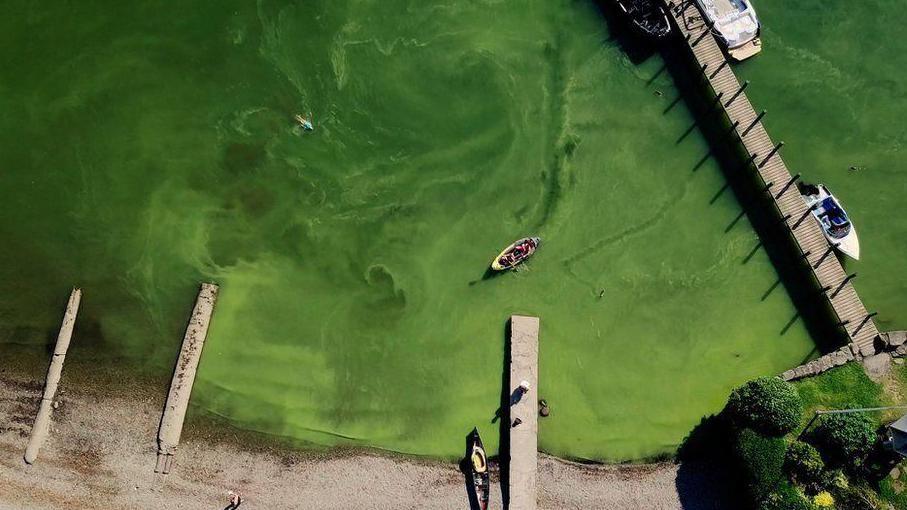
[{"left": 0, "top": 348, "right": 731, "bottom": 509}]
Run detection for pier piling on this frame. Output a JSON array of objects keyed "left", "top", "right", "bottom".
[
  {"left": 24, "top": 288, "right": 81, "bottom": 465},
  {"left": 155, "top": 283, "right": 219, "bottom": 474}
]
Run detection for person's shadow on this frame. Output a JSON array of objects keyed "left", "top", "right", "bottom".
[{"left": 491, "top": 388, "right": 526, "bottom": 423}]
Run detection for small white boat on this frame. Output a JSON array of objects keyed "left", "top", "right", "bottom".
[
  {"left": 695, "top": 0, "right": 762, "bottom": 61},
  {"left": 802, "top": 184, "right": 860, "bottom": 260}
]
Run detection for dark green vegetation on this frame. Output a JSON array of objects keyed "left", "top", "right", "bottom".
[
  {"left": 734, "top": 427, "right": 787, "bottom": 500},
  {"left": 784, "top": 441, "right": 825, "bottom": 489},
  {"left": 682, "top": 366, "right": 907, "bottom": 509},
  {"left": 727, "top": 377, "right": 802, "bottom": 436},
  {"left": 809, "top": 413, "right": 878, "bottom": 469}
]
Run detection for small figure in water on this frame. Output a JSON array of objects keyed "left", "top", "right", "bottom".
[
  {"left": 294, "top": 113, "right": 314, "bottom": 131},
  {"left": 849, "top": 165, "right": 864, "bottom": 173},
  {"left": 598, "top": 289, "right": 605, "bottom": 299}
]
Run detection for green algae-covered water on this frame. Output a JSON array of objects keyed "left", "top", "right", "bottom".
[{"left": 0, "top": 0, "right": 899, "bottom": 461}]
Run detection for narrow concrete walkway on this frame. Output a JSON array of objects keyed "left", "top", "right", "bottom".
[
  {"left": 23, "top": 288, "right": 81, "bottom": 464},
  {"left": 509, "top": 315, "right": 539, "bottom": 510},
  {"left": 155, "top": 283, "right": 218, "bottom": 474}
]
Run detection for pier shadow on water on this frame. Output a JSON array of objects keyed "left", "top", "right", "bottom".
[
  {"left": 645, "top": 31, "right": 848, "bottom": 353},
  {"left": 499, "top": 318, "right": 513, "bottom": 509}
]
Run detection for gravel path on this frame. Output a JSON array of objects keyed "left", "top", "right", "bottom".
[{"left": 0, "top": 362, "right": 731, "bottom": 510}]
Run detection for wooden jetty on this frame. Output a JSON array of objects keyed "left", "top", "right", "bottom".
[
  {"left": 509, "top": 315, "right": 539, "bottom": 510},
  {"left": 664, "top": 1, "right": 879, "bottom": 355},
  {"left": 24, "top": 288, "right": 82, "bottom": 464},
  {"left": 155, "top": 283, "right": 219, "bottom": 474}
]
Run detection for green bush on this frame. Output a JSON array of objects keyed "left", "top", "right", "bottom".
[
  {"left": 734, "top": 428, "right": 787, "bottom": 500},
  {"left": 784, "top": 440, "right": 825, "bottom": 490},
  {"left": 809, "top": 412, "right": 877, "bottom": 468},
  {"left": 726, "top": 377, "right": 802, "bottom": 436},
  {"left": 833, "top": 482, "right": 882, "bottom": 510},
  {"left": 758, "top": 481, "right": 812, "bottom": 510}
]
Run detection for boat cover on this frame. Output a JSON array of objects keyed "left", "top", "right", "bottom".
[{"left": 697, "top": 0, "right": 759, "bottom": 48}]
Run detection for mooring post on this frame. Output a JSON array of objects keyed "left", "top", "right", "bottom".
[
  {"left": 792, "top": 203, "right": 819, "bottom": 230},
  {"left": 710, "top": 91, "right": 726, "bottom": 109},
  {"left": 155, "top": 283, "right": 219, "bottom": 474},
  {"left": 709, "top": 60, "right": 729, "bottom": 80},
  {"left": 741, "top": 110, "right": 767, "bottom": 137},
  {"left": 774, "top": 173, "right": 800, "bottom": 199},
  {"left": 799, "top": 249, "right": 812, "bottom": 260},
  {"left": 777, "top": 213, "right": 793, "bottom": 225},
  {"left": 744, "top": 152, "right": 760, "bottom": 168},
  {"left": 699, "top": 62, "right": 709, "bottom": 75},
  {"left": 727, "top": 119, "right": 741, "bottom": 135},
  {"left": 851, "top": 312, "right": 878, "bottom": 337},
  {"left": 818, "top": 284, "right": 832, "bottom": 296},
  {"left": 685, "top": 32, "right": 692, "bottom": 43},
  {"left": 759, "top": 141, "right": 784, "bottom": 168},
  {"left": 761, "top": 181, "right": 774, "bottom": 193},
  {"left": 837, "top": 319, "right": 852, "bottom": 328},
  {"left": 830, "top": 273, "right": 857, "bottom": 299},
  {"left": 813, "top": 242, "right": 840, "bottom": 269},
  {"left": 24, "top": 288, "right": 81, "bottom": 465},
  {"left": 724, "top": 80, "right": 750, "bottom": 107}
]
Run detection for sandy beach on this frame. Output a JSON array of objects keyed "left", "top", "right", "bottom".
[{"left": 0, "top": 351, "right": 731, "bottom": 510}]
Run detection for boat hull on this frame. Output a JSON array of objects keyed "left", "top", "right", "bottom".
[
  {"left": 490, "top": 237, "right": 541, "bottom": 271},
  {"left": 802, "top": 184, "right": 860, "bottom": 260},
  {"left": 728, "top": 37, "right": 762, "bottom": 61},
  {"left": 614, "top": 0, "right": 672, "bottom": 40},
  {"left": 466, "top": 429, "right": 490, "bottom": 510}
]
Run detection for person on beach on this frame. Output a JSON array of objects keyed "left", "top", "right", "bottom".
[{"left": 226, "top": 490, "right": 243, "bottom": 509}]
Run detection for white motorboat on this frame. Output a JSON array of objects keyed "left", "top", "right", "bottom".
[
  {"left": 695, "top": 0, "right": 762, "bottom": 61},
  {"left": 801, "top": 184, "right": 860, "bottom": 260}
]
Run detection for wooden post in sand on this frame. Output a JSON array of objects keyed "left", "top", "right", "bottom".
[
  {"left": 155, "top": 283, "right": 218, "bottom": 474},
  {"left": 24, "top": 288, "right": 82, "bottom": 464}
]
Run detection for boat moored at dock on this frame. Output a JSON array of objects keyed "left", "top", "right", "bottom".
[
  {"left": 801, "top": 183, "right": 860, "bottom": 260},
  {"left": 695, "top": 0, "right": 762, "bottom": 60},
  {"left": 614, "top": 0, "right": 672, "bottom": 40}
]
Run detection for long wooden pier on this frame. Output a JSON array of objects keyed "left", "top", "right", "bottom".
[
  {"left": 508, "top": 315, "right": 539, "bottom": 510},
  {"left": 665, "top": 1, "right": 879, "bottom": 355}
]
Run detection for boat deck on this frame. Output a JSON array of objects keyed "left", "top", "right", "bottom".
[
  {"left": 665, "top": 0, "right": 879, "bottom": 355},
  {"left": 509, "top": 315, "right": 539, "bottom": 510}
]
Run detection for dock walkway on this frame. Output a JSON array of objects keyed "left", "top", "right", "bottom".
[
  {"left": 509, "top": 315, "right": 539, "bottom": 510},
  {"left": 665, "top": 1, "right": 879, "bottom": 355}
]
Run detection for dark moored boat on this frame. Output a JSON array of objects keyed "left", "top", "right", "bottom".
[
  {"left": 466, "top": 428, "right": 490, "bottom": 510},
  {"left": 615, "top": 0, "right": 672, "bottom": 40}
]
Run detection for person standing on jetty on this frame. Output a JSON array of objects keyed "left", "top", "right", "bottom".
[{"left": 226, "top": 490, "right": 243, "bottom": 509}]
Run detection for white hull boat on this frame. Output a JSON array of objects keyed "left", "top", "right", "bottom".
[
  {"left": 801, "top": 184, "right": 860, "bottom": 260},
  {"left": 695, "top": 0, "right": 762, "bottom": 61}
]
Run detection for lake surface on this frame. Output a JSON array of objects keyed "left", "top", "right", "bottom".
[{"left": 1, "top": 0, "right": 900, "bottom": 461}]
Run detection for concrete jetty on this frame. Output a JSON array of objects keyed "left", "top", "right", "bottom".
[
  {"left": 155, "top": 283, "right": 218, "bottom": 474},
  {"left": 509, "top": 315, "right": 539, "bottom": 510},
  {"left": 24, "top": 288, "right": 82, "bottom": 465}
]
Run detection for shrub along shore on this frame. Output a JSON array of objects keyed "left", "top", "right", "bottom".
[{"left": 680, "top": 362, "right": 907, "bottom": 510}]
